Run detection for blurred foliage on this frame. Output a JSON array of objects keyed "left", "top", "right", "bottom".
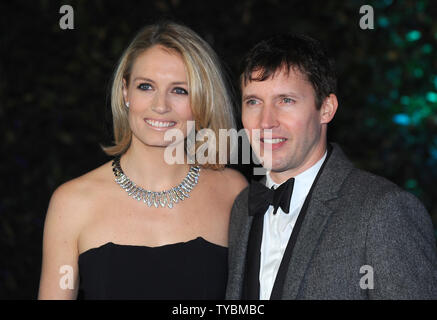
[{"left": 0, "top": 0, "right": 436, "bottom": 298}]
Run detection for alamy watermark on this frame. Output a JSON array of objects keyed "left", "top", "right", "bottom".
[
  {"left": 359, "top": 5, "right": 374, "bottom": 30},
  {"left": 59, "top": 4, "right": 374, "bottom": 31},
  {"left": 59, "top": 5, "right": 74, "bottom": 30},
  {"left": 162, "top": 121, "right": 273, "bottom": 175},
  {"left": 359, "top": 265, "right": 374, "bottom": 290},
  {"left": 59, "top": 265, "right": 74, "bottom": 290}
]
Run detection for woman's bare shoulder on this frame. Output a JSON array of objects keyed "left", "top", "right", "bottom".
[
  {"left": 55, "top": 160, "right": 112, "bottom": 194},
  {"left": 47, "top": 161, "right": 114, "bottom": 222},
  {"left": 201, "top": 167, "right": 248, "bottom": 199},
  {"left": 39, "top": 161, "right": 115, "bottom": 299}
]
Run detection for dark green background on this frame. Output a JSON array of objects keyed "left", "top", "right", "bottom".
[{"left": 1, "top": 0, "right": 436, "bottom": 299}]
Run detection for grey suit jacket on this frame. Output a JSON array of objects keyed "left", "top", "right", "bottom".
[{"left": 226, "top": 143, "right": 437, "bottom": 299}]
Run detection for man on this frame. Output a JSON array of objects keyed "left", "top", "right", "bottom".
[{"left": 226, "top": 34, "right": 437, "bottom": 299}]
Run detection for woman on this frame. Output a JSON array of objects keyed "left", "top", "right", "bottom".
[{"left": 38, "top": 22, "right": 247, "bottom": 299}]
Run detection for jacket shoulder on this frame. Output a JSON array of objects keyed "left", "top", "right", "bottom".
[
  {"left": 231, "top": 185, "right": 250, "bottom": 213},
  {"left": 343, "top": 167, "right": 432, "bottom": 234},
  {"left": 343, "top": 167, "right": 415, "bottom": 201}
]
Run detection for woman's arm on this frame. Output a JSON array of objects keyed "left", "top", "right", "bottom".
[{"left": 38, "top": 181, "right": 85, "bottom": 299}]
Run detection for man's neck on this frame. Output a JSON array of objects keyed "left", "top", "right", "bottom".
[{"left": 269, "top": 143, "right": 327, "bottom": 185}]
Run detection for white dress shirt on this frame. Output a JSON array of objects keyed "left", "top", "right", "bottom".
[{"left": 259, "top": 151, "right": 327, "bottom": 300}]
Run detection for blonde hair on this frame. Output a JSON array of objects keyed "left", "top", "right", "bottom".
[{"left": 102, "top": 22, "right": 236, "bottom": 170}]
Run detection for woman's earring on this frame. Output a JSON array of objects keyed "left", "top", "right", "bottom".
[{"left": 125, "top": 102, "right": 130, "bottom": 108}]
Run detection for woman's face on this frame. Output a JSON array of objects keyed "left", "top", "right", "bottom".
[{"left": 123, "top": 45, "right": 193, "bottom": 148}]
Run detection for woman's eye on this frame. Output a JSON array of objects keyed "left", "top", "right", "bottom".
[
  {"left": 137, "top": 83, "right": 152, "bottom": 91},
  {"left": 173, "top": 87, "right": 188, "bottom": 95}
]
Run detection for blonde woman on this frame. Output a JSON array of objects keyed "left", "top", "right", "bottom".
[{"left": 38, "top": 22, "right": 247, "bottom": 299}]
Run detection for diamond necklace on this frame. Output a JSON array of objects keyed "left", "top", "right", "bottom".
[{"left": 112, "top": 156, "right": 200, "bottom": 209}]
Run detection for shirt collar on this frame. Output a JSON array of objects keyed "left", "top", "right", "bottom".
[{"left": 265, "top": 150, "right": 328, "bottom": 200}]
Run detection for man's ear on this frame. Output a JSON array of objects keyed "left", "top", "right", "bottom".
[{"left": 320, "top": 94, "right": 338, "bottom": 124}]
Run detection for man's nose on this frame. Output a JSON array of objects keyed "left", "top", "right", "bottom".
[{"left": 260, "top": 104, "right": 279, "bottom": 129}]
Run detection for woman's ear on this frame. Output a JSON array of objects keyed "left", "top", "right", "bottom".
[
  {"left": 122, "top": 78, "right": 128, "bottom": 105},
  {"left": 320, "top": 94, "right": 338, "bottom": 124}
]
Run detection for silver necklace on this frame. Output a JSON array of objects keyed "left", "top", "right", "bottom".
[{"left": 112, "top": 156, "right": 200, "bottom": 209}]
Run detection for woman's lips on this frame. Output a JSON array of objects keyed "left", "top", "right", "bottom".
[{"left": 144, "top": 118, "right": 177, "bottom": 131}]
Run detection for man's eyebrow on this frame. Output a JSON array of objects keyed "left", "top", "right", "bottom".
[
  {"left": 242, "top": 92, "right": 301, "bottom": 101},
  {"left": 242, "top": 94, "right": 260, "bottom": 101},
  {"left": 275, "top": 92, "right": 301, "bottom": 98}
]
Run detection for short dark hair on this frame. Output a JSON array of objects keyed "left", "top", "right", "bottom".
[{"left": 241, "top": 34, "right": 337, "bottom": 109}]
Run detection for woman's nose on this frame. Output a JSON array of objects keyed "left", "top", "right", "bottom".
[{"left": 152, "top": 92, "right": 171, "bottom": 114}]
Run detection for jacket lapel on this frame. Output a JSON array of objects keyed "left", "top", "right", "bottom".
[
  {"left": 280, "top": 198, "right": 334, "bottom": 298},
  {"left": 241, "top": 176, "right": 267, "bottom": 298},
  {"left": 242, "top": 213, "right": 264, "bottom": 299},
  {"left": 280, "top": 143, "right": 354, "bottom": 299}
]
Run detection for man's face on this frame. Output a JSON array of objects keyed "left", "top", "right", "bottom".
[{"left": 242, "top": 67, "right": 327, "bottom": 174}]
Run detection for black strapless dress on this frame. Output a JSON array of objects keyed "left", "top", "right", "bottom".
[{"left": 77, "top": 237, "right": 228, "bottom": 300}]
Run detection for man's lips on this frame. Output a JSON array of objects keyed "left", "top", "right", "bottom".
[
  {"left": 259, "top": 137, "right": 288, "bottom": 151},
  {"left": 260, "top": 137, "right": 287, "bottom": 144}
]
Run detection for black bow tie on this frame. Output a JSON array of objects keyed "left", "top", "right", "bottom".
[{"left": 248, "top": 178, "right": 295, "bottom": 216}]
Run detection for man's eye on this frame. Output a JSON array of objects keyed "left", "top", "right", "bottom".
[
  {"left": 138, "top": 83, "right": 152, "bottom": 90},
  {"left": 246, "top": 99, "right": 258, "bottom": 106},
  {"left": 282, "top": 97, "right": 295, "bottom": 104},
  {"left": 173, "top": 87, "right": 188, "bottom": 95}
]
